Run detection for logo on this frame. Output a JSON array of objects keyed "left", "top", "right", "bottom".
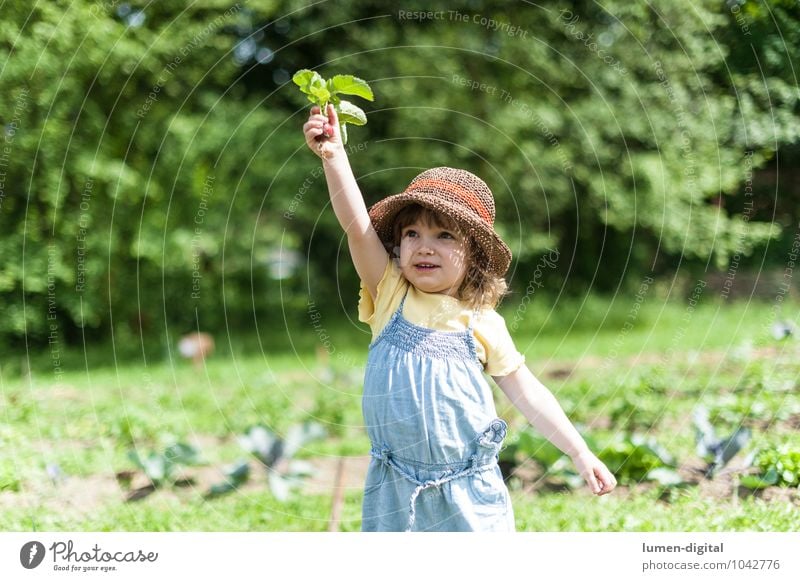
[{"left": 20, "top": 541, "right": 46, "bottom": 569}]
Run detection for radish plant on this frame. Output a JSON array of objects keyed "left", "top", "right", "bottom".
[{"left": 292, "top": 69, "right": 374, "bottom": 144}]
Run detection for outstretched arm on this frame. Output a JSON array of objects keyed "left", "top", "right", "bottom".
[
  {"left": 493, "top": 364, "right": 617, "bottom": 496},
  {"left": 303, "top": 104, "right": 388, "bottom": 299}
]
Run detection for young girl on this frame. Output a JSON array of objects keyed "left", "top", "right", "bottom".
[{"left": 303, "top": 104, "right": 616, "bottom": 532}]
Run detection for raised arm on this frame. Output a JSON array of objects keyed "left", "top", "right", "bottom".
[
  {"left": 493, "top": 364, "right": 617, "bottom": 496},
  {"left": 303, "top": 104, "right": 388, "bottom": 299}
]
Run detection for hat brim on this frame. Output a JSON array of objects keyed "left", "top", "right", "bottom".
[{"left": 368, "top": 191, "right": 511, "bottom": 277}]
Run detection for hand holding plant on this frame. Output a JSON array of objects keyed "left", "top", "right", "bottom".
[
  {"left": 303, "top": 104, "right": 343, "bottom": 160},
  {"left": 294, "top": 69, "right": 374, "bottom": 158}
]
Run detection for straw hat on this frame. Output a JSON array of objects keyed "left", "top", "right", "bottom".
[{"left": 368, "top": 167, "right": 511, "bottom": 277}]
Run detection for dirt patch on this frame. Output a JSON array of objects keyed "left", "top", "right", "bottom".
[
  {"left": 0, "top": 472, "right": 124, "bottom": 520},
  {"left": 302, "top": 455, "right": 371, "bottom": 495}
]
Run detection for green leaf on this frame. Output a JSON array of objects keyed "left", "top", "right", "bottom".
[
  {"left": 293, "top": 69, "right": 330, "bottom": 108},
  {"left": 516, "top": 429, "right": 564, "bottom": 467},
  {"left": 127, "top": 450, "right": 144, "bottom": 471},
  {"left": 329, "top": 74, "right": 374, "bottom": 101},
  {"left": 762, "top": 467, "right": 780, "bottom": 484},
  {"left": 142, "top": 453, "right": 167, "bottom": 485},
  {"left": 716, "top": 427, "right": 750, "bottom": 468},
  {"left": 740, "top": 468, "right": 779, "bottom": 489},
  {"left": 337, "top": 100, "right": 367, "bottom": 126},
  {"left": 692, "top": 406, "right": 717, "bottom": 460},
  {"left": 308, "top": 83, "right": 330, "bottom": 106},
  {"left": 204, "top": 461, "right": 251, "bottom": 498},
  {"left": 340, "top": 123, "right": 348, "bottom": 144},
  {"left": 292, "top": 69, "right": 322, "bottom": 92},
  {"left": 164, "top": 442, "right": 201, "bottom": 466},
  {"left": 328, "top": 89, "right": 341, "bottom": 106}
]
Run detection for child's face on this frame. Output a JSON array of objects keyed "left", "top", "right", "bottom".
[{"left": 398, "top": 219, "right": 469, "bottom": 298}]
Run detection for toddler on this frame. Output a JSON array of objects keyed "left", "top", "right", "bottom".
[{"left": 303, "top": 104, "right": 616, "bottom": 532}]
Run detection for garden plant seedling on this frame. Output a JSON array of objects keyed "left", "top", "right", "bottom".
[{"left": 292, "top": 69, "right": 374, "bottom": 144}]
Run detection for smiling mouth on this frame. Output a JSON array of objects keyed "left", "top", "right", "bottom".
[{"left": 414, "top": 263, "right": 439, "bottom": 270}]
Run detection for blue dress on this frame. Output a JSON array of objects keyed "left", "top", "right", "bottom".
[{"left": 361, "top": 288, "right": 516, "bottom": 532}]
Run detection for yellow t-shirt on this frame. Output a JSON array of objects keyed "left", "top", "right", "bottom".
[{"left": 357, "top": 258, "right": 526, "bottom": 377}]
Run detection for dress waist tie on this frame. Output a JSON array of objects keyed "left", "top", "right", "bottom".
[{"left": 370, "top": 446, "right": 497, "bottom": 532}]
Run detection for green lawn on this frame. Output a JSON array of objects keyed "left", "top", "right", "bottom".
[{"left": 1, "top": 295, "right": 799, "bottom": 531}]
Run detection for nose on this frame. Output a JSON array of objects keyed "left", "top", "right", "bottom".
[{"left": 416, "top": 241, "right": 434, "bottom": 255}]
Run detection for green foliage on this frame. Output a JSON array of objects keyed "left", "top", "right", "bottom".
[
  {"left": 207, "top": 422, "right": 327, "bottom": 501},
  {"left": 0, "top": 463, "right": 22, "bottom": 493},
  {"left": 292, "top": 69, "right": 374, "bottom": 143},
  {"left": 608, "top": 391, "right": 665, "bottom": 433},
  {"left": 693, "top": 406, "right": 751, "bottom": 477},
  {"left": 500, "top": 427, "right": 584, "bottom": 489},
  {"left": 740, "top": 446, "right": 800, "bottom": 489},
  {"left": 2, "top": 299, "right": 799, "bottom": 531},
  {"left": 597, "top": 434, "right": 680, "bottom": 485},
  {"left": 205, "top": 461, "right": 250, "bottom": 498},
  {"left": 1, "top": 0, "right": 798, "bottom": 346},
  {"left": 0, "top": 1, "right": 302, "bottom": 344},
  {"left": 128, "top": 442, "right": 202, "bottom": 488},
  {"left": 501, "top": 427, "right": 565, "bottom": 467}
]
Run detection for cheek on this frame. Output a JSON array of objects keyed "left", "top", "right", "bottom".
[
  {"left": 398, "top": 240, "right": 412, "bottom": 261},
  {"left": 449, "top": 246, "right": 468, "bottom": 269}
]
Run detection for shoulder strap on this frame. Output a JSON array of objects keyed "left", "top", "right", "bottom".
[{"left": 397, "top": 285, "right": 410, "bottom": 313}]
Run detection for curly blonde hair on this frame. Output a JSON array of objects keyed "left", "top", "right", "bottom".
[{"left": 390, "top": 204, "right": 509, "bottom": 310}]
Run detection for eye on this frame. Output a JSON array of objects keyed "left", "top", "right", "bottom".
[
  {"left": 403, "top": 229, "right": 417, "bottom": 238},
  {"left": 439, "top": 231, "right": 455, "bottom": 239}
]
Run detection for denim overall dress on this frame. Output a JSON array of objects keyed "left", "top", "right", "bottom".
[{"left": 361, "top": 288, "right": 515, "bottom": 532}]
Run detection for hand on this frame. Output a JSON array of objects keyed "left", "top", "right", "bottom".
[
  {"left": 571, "top": 449, "right": 617, "bottom": 496},
  {"left": 303, "top": 104, "right": 344, "bottom": 160}
]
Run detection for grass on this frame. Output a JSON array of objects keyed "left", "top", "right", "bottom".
[{"left": 1, "top": 293, "right": 799, "bottom": 531}]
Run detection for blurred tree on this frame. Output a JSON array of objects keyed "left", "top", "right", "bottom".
[
  {"left": 0, "top": 0, "right": 309, "bottom": 349},
  {"left": 0, "top": 0, "right": 797, "bottom": 348}
]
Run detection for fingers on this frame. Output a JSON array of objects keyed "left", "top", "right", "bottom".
[
  {"left": 585, "top": 470, "right": 601, "bottom": 495},
  {"left": 303, "top": 115, "right": 328, "bottom": 137},
  {"left": 308, "top": 104, "right": 335, "bottom": 122},
  {"left": 302, "top": 122, "right": 324, "bottom": 142},
  {"left": 304, "top": 105, "right": 339, "bottom": 158},
  {"left": 326, "top": 103, "right": 338, "bottom": 124},
  {"left": 594, "top": 469, "right": 617, "bottom": 496}
]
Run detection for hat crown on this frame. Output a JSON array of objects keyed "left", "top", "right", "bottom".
[{"left": 404, "top": 167, "right": 496, "bottom": 225}]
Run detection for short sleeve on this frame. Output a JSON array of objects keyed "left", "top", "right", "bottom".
[
  {"left": 357, "top": 257, "right": 407, "bottom": 337},
  {"left": 473, "top": 310, "right": 526, "bottom": 377}
]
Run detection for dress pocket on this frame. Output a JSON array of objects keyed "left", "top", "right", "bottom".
[
  {"left": 363, "top": 457, "right": 389, "bottom": 495},
  {"left": 467, "top": 466, "right": 508, "bottom": 508}
]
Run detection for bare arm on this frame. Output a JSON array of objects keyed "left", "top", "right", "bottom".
[
  {"left": 303, "top": 105, "right": 387, "bottom": 299},
  {"left": 493, "top": 364, "right": 617, "bottom": 495}
]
